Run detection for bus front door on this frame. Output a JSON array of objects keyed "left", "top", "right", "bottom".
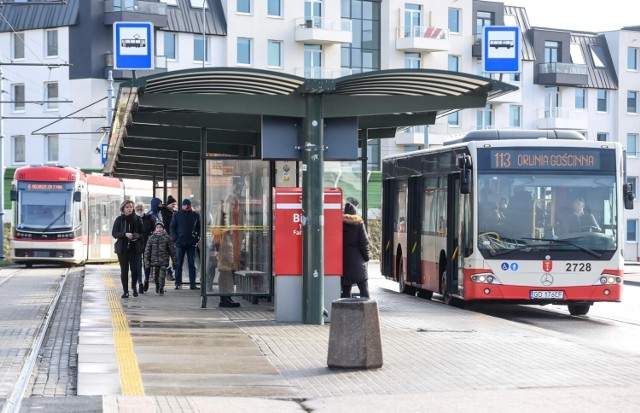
[
  {"left": 407, "top": 177, "right": 422, "bottom": 285},
  {"left": 444, "top": 173, "right": 463, "bottom": 302}
]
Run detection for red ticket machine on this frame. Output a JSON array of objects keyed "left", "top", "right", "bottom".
[{"left": 273, "top": 187, "right": 343, "bottom": 322}]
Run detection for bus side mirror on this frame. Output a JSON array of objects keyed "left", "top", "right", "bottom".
[
  {"left": 457, "top": 154, "right": 472, "bottom": 195},
  {"left": 624, "top": 183, "right": 634, "bottom": 210},
  {"left": 10, "top": 190, "right": 17, "bottom": 201},
  {"left": 73, "top": 191, "right": 82, "bottom": 202}
]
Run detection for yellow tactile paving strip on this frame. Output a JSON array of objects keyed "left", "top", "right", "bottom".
[{"left": 103, "top": 273, "right": 145, "bottom": 396}]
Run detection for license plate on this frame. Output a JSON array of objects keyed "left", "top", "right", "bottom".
[{"left": 530, "top": 290, "right": 564, "bottom": 299}]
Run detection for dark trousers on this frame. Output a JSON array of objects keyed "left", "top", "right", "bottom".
[
  {"left": 117, "top": 248, "right": 139, "bottom": 293},
  {"left": 341, "top": 280, "right": 369, "bottom": 299},
  {"left": 175, "top": 244, "right": 196, "bottom": 288}
]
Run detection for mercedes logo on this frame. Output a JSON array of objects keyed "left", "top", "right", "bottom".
[{"left": 541, "top": 273, "right": 554, "bottom": 286}]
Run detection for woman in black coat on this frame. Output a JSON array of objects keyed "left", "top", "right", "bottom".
[
  {"left": 342, "top": 202, "right": 371, "bottom": 298},
  {"left": 112, "top": 199, "right": 145, "bottom": 298}
]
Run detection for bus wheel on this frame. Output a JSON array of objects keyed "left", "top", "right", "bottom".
[
  {"left": 417, "top": 289, "right": 433, "bottom": 300},
  {"left": 568, "top": 303, "right": 591, "bottom": 316}
]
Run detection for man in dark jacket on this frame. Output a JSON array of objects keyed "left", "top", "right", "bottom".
[
  {"left": 341, "top": 202, "right": 370, "bottom": 298},
  {"left": 170, "top": 198, "right": 201, "bottom": 290},
  {"left": 160, "top": 195, "right": 177, "bottom": 281}
]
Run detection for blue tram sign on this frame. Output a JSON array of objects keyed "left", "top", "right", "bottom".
[
  {"left": 483, "top": 26, "right": 520, "bottom": 73},
  {"left": 114, "top": 22, "right": 154, "bottom": 70}
]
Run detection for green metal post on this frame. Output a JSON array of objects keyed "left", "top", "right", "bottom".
[
  {"left": 200, "top": 128, "right": 208, "bottom": 308},
  {"left": 302, "top": 94, "right": 324, "bottom": 325}
]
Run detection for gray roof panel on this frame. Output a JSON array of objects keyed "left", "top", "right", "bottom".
[
  {"left": 572, "top": 33, "right": 618, "bottom": 89},
  {"left": 165, "top": 0, "right": 226, "bottom": 35},
  {"left": 504, "top": 5, "right": 536, "bottom": 61},
  {"left": 0, "top": 0, "right": 79, "bottom": 31}
]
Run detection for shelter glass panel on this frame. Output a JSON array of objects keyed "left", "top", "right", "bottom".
[{"left": 204, "top": 160, "right": 271, "bottom": 299}]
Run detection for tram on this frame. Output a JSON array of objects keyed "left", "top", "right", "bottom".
[{"left": 10, "top": 165, "right": 152, "bottom": 266}]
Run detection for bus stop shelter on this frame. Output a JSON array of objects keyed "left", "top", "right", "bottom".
[{"left": 104, "top": 67, "right": 516, "bottom": 324}]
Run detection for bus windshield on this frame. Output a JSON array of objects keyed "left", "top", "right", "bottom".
[
  {"left": 16, "top": 182, "right": 75, "bottom": 232},
  {"left": 477, "top": 172, "right": 617, "bottom": 259}
]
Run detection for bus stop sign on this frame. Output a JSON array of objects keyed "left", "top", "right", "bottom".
[
  {"left": 483, "top": 26, "right": 520, "bottom": 73},
  {"left": 114, "top": 22, "right": 154, "bottom": 70}
]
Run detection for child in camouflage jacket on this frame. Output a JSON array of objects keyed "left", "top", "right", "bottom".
[{"left": 144, "top": 222, "right": 177, "bottom": 295}]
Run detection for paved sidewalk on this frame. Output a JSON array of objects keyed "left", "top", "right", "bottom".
[{"left": 35, "top": 262, "right": 640, "bottom": 412}]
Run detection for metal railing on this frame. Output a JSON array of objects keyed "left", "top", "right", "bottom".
[
  {"left": 396, "top": 25, "right": 449, "bottom": 40},
  {"left": 105, "top": 0, "right": 167, "bottom": 15},
  {"left": 538, "top": 62, "right": 587, "bottom": 75},
  {"left": 537, "top": 107, "right": 588, "bottom": 120},
  {"left": 293, "top": 67, "right": 373, "bottom": 79},
  {"left": 295, "top": 17, "right": 352, "bottom": 32}
]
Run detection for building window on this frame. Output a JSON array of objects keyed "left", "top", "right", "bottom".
[
  {"left": 570, "top": 43, "right": 585, "bottom": 65},
  {"left": 403, "top": 4, "right": 421, "bottom": 37},
  {"left": 448, "top": 112, "right": 459, "bottom": 126},
  {"left": 304, "top": 44, "right": 322, "bottom": 78},
  {"left": 477, "top": 104, "right": 493, "bottom": 130},
  {"left": 448, "top": 55, "right": 459, "bottom": 72},
  {"left": 46, "top": 29, "right": 58, "bottom": 57},
  {"left": 404, "top": 52, "right": 421, "bottom": 69},
  {"left": 237, "top": 0, "right": 251, "bottom": 13},
  {"left": 545, "top": 86, "right": 559, "bottom": 117},
  {"left": 448, "top": 8, "right": 460, "bottom": 33},
  {"left": 237, "top": 37, "right": 252, "bottom": 65},
  {"left": 597, "top": 90, "right": 607, "bottom": 112},
  {"left": 627, "top": 177, "right": 638, "bottom": 200},
  {"left": 627, "top": 219, "right": 637, "bottom": 242},
  {"left": 13, "top": 32, "right": 24, "bottom": 59},
  {"left": 628, "top": 91, "right": 638, "bottom": 114},
  {"left": 12, "top": 84, "right": 25, "bottom": 112},
  {"left": 340, "top": 0, "right": 380, "bottom": 75},
  {"left": 13, "top": 135, "right": 25, "bottom": 163},
  {"left": 45, "top": 81, "right": 58, "bottom": 110},
  {"left": 628, "top": 47, "right": 639, "bottom": 71},
  {"left": 596, "top": 132, "right": 608, "bottom": 142},
  {"left": 46, "top": 134, "right": 59, "bottom": 163},
  {"left": 475, "top": 11, "right": 493, "bottom": 35},
  {"left": 544, "top": 41, "right": 560, "bottom": 64},
  {"left": 575, "top": 88, "right": 586, "bottom": 110},
  {"left": 268, "top": 0, "right": 281, "bottom": 17},
  {"left": 590, "top": 45, "right": 607, "bottom": 68},
  {"left": 509, "top": 105, "right": 521, "bottom": 127},
  {"left": 267, "top": 40, "right": 282, "bottom": 68},
  {"left": 164, "top": 32, "right": 176, "bottom": 60},
  {"left": 628, "top": 133, "right": 638, "bottom": 157},
  {"left": 193, "top": 34, "right": 209, "bottom": 62}
]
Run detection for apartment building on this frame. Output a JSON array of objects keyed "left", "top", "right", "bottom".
[{"left": 0, "top": 0, "right": 638, "bottom": 255}]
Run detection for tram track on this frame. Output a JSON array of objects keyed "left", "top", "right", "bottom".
[{"left": 0, "top": 267, "right": 70, "bottom": 413}]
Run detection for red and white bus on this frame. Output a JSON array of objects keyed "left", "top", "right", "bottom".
[
  {"left": 10, "top": 165, "right": 152, "bottom": 266},
  {"left": 381, "top": 130, "right": 634, "bottom": 315}
]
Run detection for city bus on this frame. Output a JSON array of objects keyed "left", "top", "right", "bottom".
[{"left": 380, "top": 130, "right": 634, "bottom": 315}]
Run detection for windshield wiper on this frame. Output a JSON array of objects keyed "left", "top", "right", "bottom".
[
  {"left": 522, "top": 238, "right": 602, "bottom": 258},
  {"left": 43, "top": 204, "right": 67, "bottom": 233},
  {"left": 490, "top": 243, "right": 539, "bottom": 257}
]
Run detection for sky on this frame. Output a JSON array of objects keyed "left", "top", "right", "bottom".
[{"left": 505, "top": 0, "right": 639, "bottom": 32}]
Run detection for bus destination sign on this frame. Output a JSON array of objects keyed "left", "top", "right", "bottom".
[{"left": 489, "top": 149, "right": 601, "bottom": 170}]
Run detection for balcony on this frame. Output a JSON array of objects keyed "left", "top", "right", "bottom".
[
  {"left": 472, "top": 34, "right": 482, "bottom": 58},
  {"left": 396, "top": 26, "right": 450, "bottom": 53},
  {"left": 293, "top": 67, "right": 374, "bottom": 79},
  {"left": 395, "top": 126, "right": 426, "bottom": 146},
  {"left": 536, "top": 107, "right": 588, "bottom": 130},
  {"left": 104, "top": 0, "right": 168, "bottom": 27},
  {"left": 294, "top": 17, "right": 352, "bottom": 45},
  {"left": 105, "top": 53, "right": 167, "bottom": 80},
  {"left": 536, "top": 63, "right": 588, "bottom": 86}
]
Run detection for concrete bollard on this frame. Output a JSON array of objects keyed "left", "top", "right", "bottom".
[{"left": 327, "top": 298, "right": 383, "bottom": 369}]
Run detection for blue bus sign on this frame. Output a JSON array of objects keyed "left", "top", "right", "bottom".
[
  {"left": 114, "top": 22, "right": 154, "bottom": 70},
  {"left": 483, "top": 26, "right": 520, "bottom": 73},
  {"left": 101, "top": 143, "right": 108, "bottom": 165}
]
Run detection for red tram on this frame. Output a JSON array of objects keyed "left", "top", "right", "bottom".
[{"left": 10, "top": 165, "right": 151, "bottom": 266}]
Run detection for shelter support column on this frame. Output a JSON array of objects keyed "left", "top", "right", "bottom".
[
  {"left": 200, "top": 128, "right": 208, "bottom": 308},
  {"left": 302, "top": 94, "right": 325, "bottom": 325}
]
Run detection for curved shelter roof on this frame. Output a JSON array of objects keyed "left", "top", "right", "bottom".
[{"left": 105, "top": 67, "right": 517, "bottom": 180}]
